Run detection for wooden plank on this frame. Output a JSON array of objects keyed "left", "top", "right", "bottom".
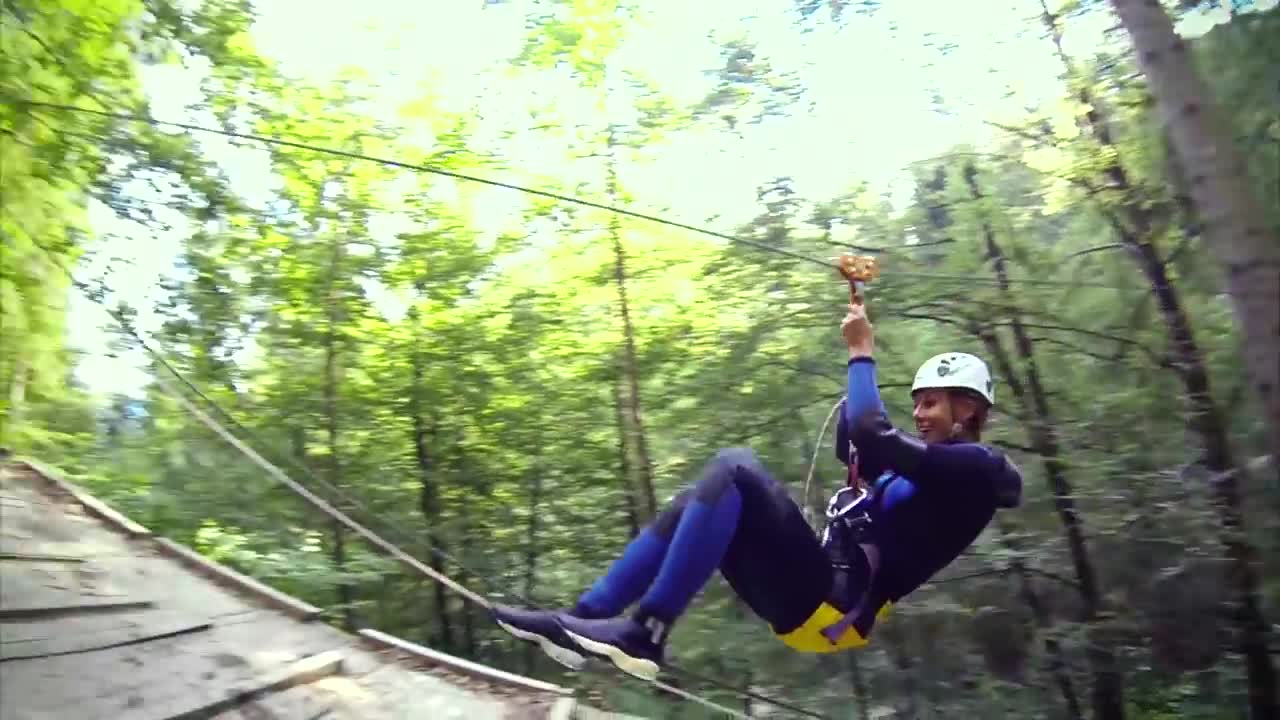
[
  {"left": 98, "top": 550, "right": 262, "bottom": 620},
  {"left": 209, "top": 677, "right": 345, "bottom": 720},
  {"left": 0, "top": 493, "right": 99, "bottom": 547},
  {"left": 0, "top": 608, "right": 210, "bottom": 661},
  {"left": 0, "top": 538, "right": 118, "bottom": 562},
  {"left": 358, "top": 629, "right": 571, "bottom": 696},
  {"left": 17, "top": 458, "right": 151, "bottom": 538},
  {"left": 331, "top": 661, "right": 514, "bottom": 720},
  {"left": 0, "top": 618, "right": 337, "bottom": 719},
  {"left": 0, "top": 562, "right": 139, "bottom": 612},
  {"left": 194, "top": 607, "right": 352, "bottom": 663},
  {"left": 152, "top": 537, "right": 323, "bottom": 621},
  {"left": 0, "top": 599, "right": 153, "bottom": 621},
  {"left": 0, "top": 552, "right": 85, "bottom": 563},
  {"left": 0, "top": 495, "right": 28, "bottom": 509},
  {"left": 163, "top": 649, "right": 345, "bottom": 720},
  {"left": 547, "top": 697, "right": 580, "bottom": 720},
  {"left": 1, "top": 607, "right": 183, "bottom": 643}
]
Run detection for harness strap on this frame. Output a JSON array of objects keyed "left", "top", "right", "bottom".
[
  {"left": 823, "top": 545, "right": 885, "bottom": 643},
  {"left": 821, "top": 472, "right": 893, "bottom": 645}
]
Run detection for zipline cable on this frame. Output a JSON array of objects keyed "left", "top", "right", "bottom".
[
  {"left": 19, "top": 100, "right": 1135, "bottom": 291},
  {"left": 22, "top": 100, "right": 829, "bottom": 270}
]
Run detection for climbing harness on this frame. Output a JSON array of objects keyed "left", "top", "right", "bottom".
[{"left": 822, "top": 484, "right": 879, "bottom": 552}]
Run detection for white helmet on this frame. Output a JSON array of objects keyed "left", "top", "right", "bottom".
[{"left": 911, "top": 352, "right": 995, "bottom": 406}]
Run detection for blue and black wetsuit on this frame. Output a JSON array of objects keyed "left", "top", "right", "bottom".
[{"left": 567, "top": 357, "right": 1022, "bottom": 651}]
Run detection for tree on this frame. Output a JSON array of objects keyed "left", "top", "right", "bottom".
[{"left": 1108, "top": 0, "right": 1280, "bottom": 503}]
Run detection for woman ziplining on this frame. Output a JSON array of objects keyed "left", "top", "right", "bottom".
[{"left": 493, "top": 261, "right": 1025, "bottom": 682}]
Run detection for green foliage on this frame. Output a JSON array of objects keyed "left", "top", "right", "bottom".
[{"left": 6, "top": 1, "right": 1278, "bottom": 717}]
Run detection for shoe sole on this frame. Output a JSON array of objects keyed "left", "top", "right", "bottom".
[
  {"left": 495, "top": 619, "right": 588, "bottom": 671},
  {"left": 562, "top": 628, "right": 660, "bottom": 682}
]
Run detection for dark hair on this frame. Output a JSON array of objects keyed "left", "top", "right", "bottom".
[{"left": 949, "top": 389, "right": 991, "bottom": 441}]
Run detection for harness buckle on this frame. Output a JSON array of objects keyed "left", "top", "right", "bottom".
[{"left": 822, "top": 486, "right": 879, "bottom": 553}]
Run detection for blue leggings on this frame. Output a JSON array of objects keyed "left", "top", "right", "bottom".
[{"left": 575, "top": 448, "right": 836, "bottom": 635}]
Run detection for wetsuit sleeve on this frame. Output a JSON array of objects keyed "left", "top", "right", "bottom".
[
  {"left": 849, "top": 410, "right": 1023, "bottom": 507},
  {"left": 918, "top": 443, "right": 1023, "bottom": 507},
  {"left": 836, "top": 358, "right": 886, "bottom": 467},
  {"left": 845, "top": 358, "right": 886, "bottom": 420}
]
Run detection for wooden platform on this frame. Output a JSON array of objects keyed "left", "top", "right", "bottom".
[{"left": 0, "top": 460, "right": 582, "bottom": 720}]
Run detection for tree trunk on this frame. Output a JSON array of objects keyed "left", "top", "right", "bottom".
[
  {"left": 965, "top": 163, "right": 1125, "bottom": 720},
  {"left": 329, "top": 522, "right": 356, "bottom": 630},
  {"left": 1124, "top": 230, "right": 1276, "bottom": 720},
  {"left": 408, "top": 322, "right": 454, "bottom": 650},
  {"left": 6, "top": 356, "right": 27, "bottom": 432},
  {"left": 1039, "top": 9, "right": 1277, "bottom": 713},
  {"left": 455, "top": 497, "right": 478, "bottom": 656},
  {"left": 521, "top": 462, "right": 543, "bottom": 674},
  {"left": 613, "top": 378, "right": 641, "bottom": 539},
  {"left": 889, "top": 646, "right": 918, "bottom": 720},
  {"left": 1109, "top": 0, "right": 1280, "bottom": 499},
  {"left": 998, "top": 518, "right": 1086, "bottom": 720},
  {"left": 847, "top": 653, "right": 871, "bottom": 720},
  {"left": 324, "top": 238, "right": 357, "bottom": 633},
  {"left": 606, "top": 127, "right": 658, "bottom": 523}
]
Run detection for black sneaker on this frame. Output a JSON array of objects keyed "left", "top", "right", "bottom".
[
  {"left": 492, "top": 604, "right": 588, "bottom": 670},
  {"left": 557, "top": 612, "right": 668, "bottom": 681}
]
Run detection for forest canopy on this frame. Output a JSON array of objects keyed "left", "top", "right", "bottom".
[{"left": 2, "top": 0, "right": 1277, "bottom": 717}]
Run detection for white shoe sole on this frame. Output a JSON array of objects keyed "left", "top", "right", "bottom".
[
  {"left": 563, "top": 629, "right": 660, "bottom": 682},
  {"left": 496, "top": 620, "right": 587, "bottom": 671}
]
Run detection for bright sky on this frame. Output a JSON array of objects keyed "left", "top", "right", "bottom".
[{"left": 67, "top": 0, "right": 1259, "bottom": 399}]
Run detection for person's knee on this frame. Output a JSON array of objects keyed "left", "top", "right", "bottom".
[
  {"left": 695, "top": 448, "right": 757, "bottom": 503},
  {"left": 711, "top": 447, "right": 758, "bottom": 469},
  {"left": 651, "top": 490, "right": 691, "bottom": 539}
]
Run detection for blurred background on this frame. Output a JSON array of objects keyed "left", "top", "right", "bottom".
[{"left": 2, "top": 0, "right": 1277, "bottom": 716}]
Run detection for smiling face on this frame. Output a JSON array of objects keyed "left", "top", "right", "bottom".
[{"left": 912, "top": 388, "right": 983, "bottom": 443}]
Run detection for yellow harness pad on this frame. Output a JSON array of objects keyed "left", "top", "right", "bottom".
[{"left": 775, "top": 601, "right": 894, "bottom": 653}]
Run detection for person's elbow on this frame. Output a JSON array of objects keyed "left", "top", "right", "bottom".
[
  {"left": 993, "top": 454, "right": 1023, "bottom": 509},
  {"left": 849, "top": 409, "right": 924, "bottom": 480}
]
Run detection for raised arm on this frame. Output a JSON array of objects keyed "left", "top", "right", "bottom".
[
  {"left": 845, "top": 358, "right": 886, "bottom": 421},
  {"left": 835, "top": 358, "right": 886, "bottom": 466},
  {"left": 836, "top": 295, "right": 883, "bottom": 467}
]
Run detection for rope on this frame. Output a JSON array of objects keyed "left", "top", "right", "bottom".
[
  {"left": 17, "top": 99, "right": 1138, "bottom": 291},
  {"left": 149, "top": 367, "right": 496, "bottom": 607},
  {"left": 648, "top": 680, "right": 751, "bottom": 719},
  {"left": 21, "top": 101, "right": 829, "bottom": 271},
  {"left": 802, "top": 398, "right": 844, "bottom": 528}
]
